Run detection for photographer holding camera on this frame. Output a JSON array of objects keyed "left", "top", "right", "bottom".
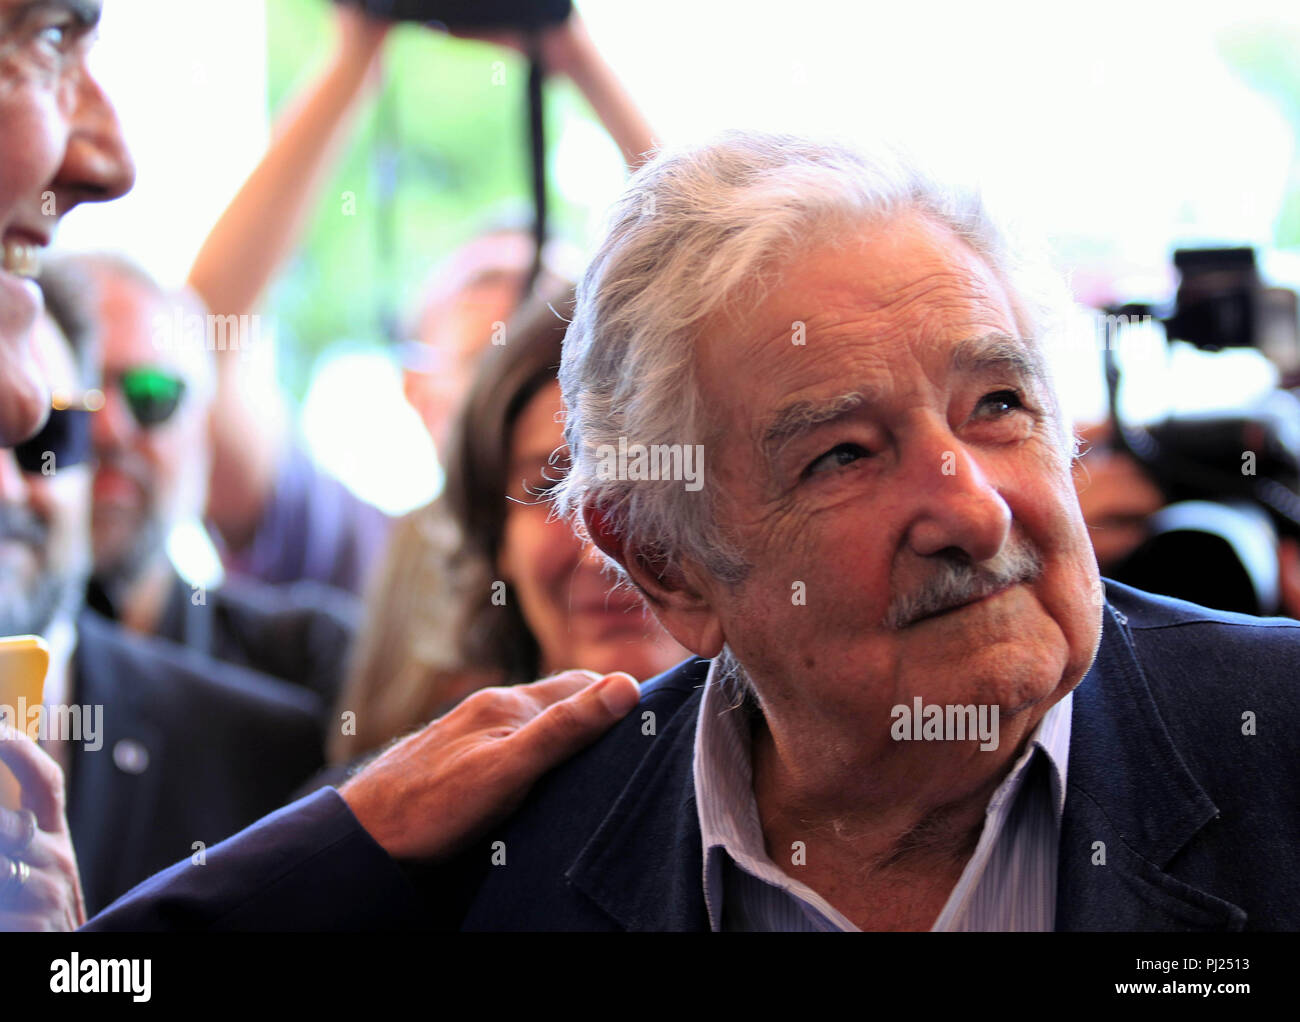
[{"left": 1074, "top": 249, "right": 1300, "bottom": 619}]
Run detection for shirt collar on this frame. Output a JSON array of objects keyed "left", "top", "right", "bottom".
[{"left": 693, "top": 658, "right": 1074, "bottom": 930}]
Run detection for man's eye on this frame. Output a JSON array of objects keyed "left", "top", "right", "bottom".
[
  {"left": 975, "top": 390, "right": 1024, "bottom": 417},
  {"left": 18, "top": 23, "right": 69, "bottom": 63},
  {"left": 30, "top": 16, "right": 87, "bottom": 55},
  {"left": 805, "top": 442, "right": 872, "bottom": 477}
]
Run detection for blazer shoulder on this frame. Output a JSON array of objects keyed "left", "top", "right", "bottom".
[
  {"left": 1102, "top": 579, "right": 1300, "bottom": 707},
  {"left": 1104, "top": 577, "right": 1300, "bottom": 636},
  {"left": 1099, "top": 579, "right": 1300, "bottom": 804},
  {"left": 531, "top": 655, "right": 707, "bottom": 807},
  {"left": 453, "top": 658, "right": 709, "bottom": 929},
  {"left": 640, "top": 656, "right": 710, "bottom": 698}
]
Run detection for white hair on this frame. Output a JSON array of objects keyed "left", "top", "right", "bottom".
[{"left": 553, "top": 130, "right": 1074, "bottom": 587}]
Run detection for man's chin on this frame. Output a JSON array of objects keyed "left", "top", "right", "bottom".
[
  {"left": 0, "top": 339, "right": 50, "bottom": 446},
  {"left": 92, "top": 519, "right": 147, "bottom": 572},
  {"left": 91, "top": 528, "right": 164, "bottom": 596},
  {"left": 894, "top": 628, "right": 1071, "bottom": 718}
]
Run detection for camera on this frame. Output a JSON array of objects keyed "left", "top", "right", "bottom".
[
  {"left": 332, "top": 0, "right": 572, "bottom": 31},
  {"left": 1101, "top": 247, "right": 1300, "bottom": 615}
]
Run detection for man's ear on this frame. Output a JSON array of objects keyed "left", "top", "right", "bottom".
[{"left": 583, "top": 503, "right": 725, "bottom": 658}]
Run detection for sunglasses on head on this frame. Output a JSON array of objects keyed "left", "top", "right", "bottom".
[
  {"left": 110, "top": 366, "right": 187, "bottom": 428},
  {"left": 13, "top": 405, "right": 93, "bottom": 474}
]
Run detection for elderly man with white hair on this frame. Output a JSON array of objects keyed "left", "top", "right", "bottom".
[{"left": 86, "top": 131, "right": 1300, "bottom": 931}]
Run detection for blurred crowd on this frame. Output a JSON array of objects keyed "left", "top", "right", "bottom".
[{"left": 1, "top": 2, "right": 688, "bottom": 923}]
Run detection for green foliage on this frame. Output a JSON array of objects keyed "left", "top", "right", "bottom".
[
  {"left": 1217, "top": 21, "right": 1300, "bottom": 252},
  {"left": 266, "top": 0, "right": 590, "bottom": 396}
]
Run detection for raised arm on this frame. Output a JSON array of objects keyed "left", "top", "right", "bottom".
[
  {"left": 455, "top": 8, "right": 660, "bottom": 173},
  {"left": 188, "top": 5, "right": 390, "bottom": 321},
  {"left": 543, "top": 13, "right": 659, "bottom": 172},
  {"left": 192, "top": 5, "right": 391, "bottom": 554},
  {"left": 82, "top": 671, "right": 643, "bottom": 930}
]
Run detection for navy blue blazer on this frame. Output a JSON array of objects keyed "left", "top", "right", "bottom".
[{"left": 84, "top": 581, "right": 1300, "bottom": 931}]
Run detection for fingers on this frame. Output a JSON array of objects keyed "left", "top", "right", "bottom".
[
  {"left": 513, "top": 669, "right": 604, "bottom": 707},
  {"left": 445, "top": 671, "right": 602, "bottom": 734},
  {"left": 0, "top": 814, "right": 58, "bottom": 870},
  {"left": 0, "top": 807, "right": 38, "bottom": 860},
  {"left": 0, "top": 725, "right": 64, "bottom": 830},
  {"left": 0, "top": 851, "right": 77, "bottom": 932},
  {"left": 503, "top": 672, "right": 641, "bottom": 779}
]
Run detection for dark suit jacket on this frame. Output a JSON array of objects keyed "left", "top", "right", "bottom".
[
  {"left": 68, "top": 610, "right": 326, "bottom": 915},
  {"left": 87, "top": 569, "right": 360, "bottom": 711},
  {"left": 84, "top": 582, "right": 1300, "bottom": 930}
]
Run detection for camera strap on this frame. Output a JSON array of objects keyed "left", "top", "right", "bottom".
[{"left": 525, "top": 37, "right": 548, "bottom": 294}]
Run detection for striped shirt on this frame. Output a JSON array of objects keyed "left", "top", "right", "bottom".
[{"left": 693, "top": 661, "right": 1072, "bottom": 931}]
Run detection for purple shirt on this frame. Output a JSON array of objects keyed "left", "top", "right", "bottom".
[{"left": 221, "top": 438, "right": 393, "bottom": 597}]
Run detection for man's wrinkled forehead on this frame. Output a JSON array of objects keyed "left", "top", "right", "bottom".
[
  {"left": 0, "top": 0, "right": 101, "bottom": 32},
  {"left": 700, "top": 221, "right": 1022, "bottom": 400}
]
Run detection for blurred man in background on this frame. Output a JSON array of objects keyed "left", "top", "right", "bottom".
[
  {"left": 40, "top": 254, "right": 360, "bottom": 710},
  {"left": 1074, "top": 415, "right": 1300, "bottom": 619},
  {"left": 5, "top": 289, "right": 323, "bottom": 916},
  {"left": 1072, "top": 421, "right": 1168, "bottom": 573}
]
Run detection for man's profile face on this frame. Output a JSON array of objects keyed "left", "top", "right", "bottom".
[
  {"left": 682, "top": 211, "right": 1104, "bottom": 739},
  {"left": 90, "top": 271, "right": 210, "bottom": 586},
  {"left": 0, "top": 0, "right": 134, "bottom": 447},
  {"left": 0, "top": 313, "right": 92, "bottom": 636}
]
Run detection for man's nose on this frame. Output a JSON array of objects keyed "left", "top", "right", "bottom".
[
  {"left": 0, "top": 450, "right": 32, "bottom": 505},
  {"left": 50, "top": 67, "right": 136, "bottom": 213},
  {"left": 903, "top": 430, "right": 1011, "bottom": 564},
  {"left": 92, "top": 387, "right": 134, "bottom": 452}
]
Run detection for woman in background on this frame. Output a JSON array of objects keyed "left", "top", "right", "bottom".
[{"left": 327, "top": 287, "right": 687, "bottom": 766}]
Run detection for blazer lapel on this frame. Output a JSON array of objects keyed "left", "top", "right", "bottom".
[
  {"left": 565, "top": 678, "right": 710, "bottom": 931},
  {"left": 67, "top": 618, "right": 168, "bottom": 915},
  {"left": 1057, "top": 601, "right": 1246, "bottom": 931}
]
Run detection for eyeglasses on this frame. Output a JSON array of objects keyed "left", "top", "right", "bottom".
[
  {"left": 13, "top": 406, "right": 93, "bottom": 474},
  {"left": 108, "top": 366, "right": 187, "bottom": 428}
]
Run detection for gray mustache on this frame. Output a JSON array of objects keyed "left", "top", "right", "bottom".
[{"left": 885, "top": 541, "right": 1044, "bottom": 630}]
